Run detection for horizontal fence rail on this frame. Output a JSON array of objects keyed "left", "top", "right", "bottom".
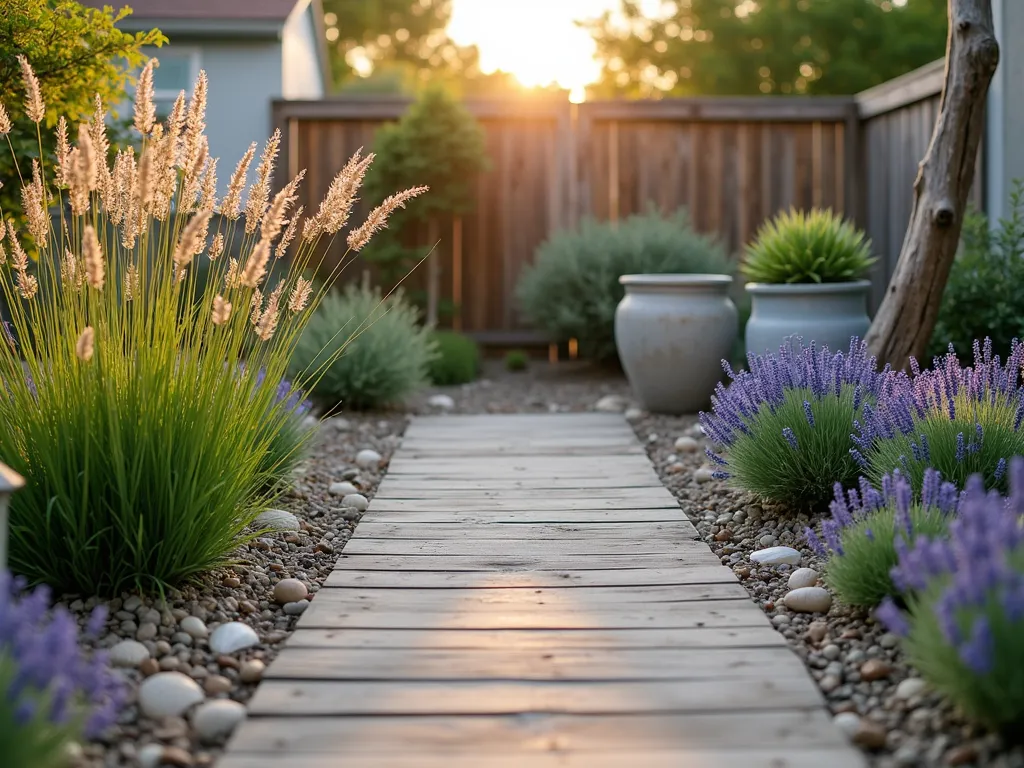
[{"left": 272, "top": 60, "right": 981, "bottom": 341}]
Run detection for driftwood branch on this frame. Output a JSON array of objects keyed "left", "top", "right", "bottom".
[{"left": 864, "top": 0, "right": 999, "bottom": 369}]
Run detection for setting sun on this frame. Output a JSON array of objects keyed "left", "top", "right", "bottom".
[{"left": 447, "top": 0, "right": 646, "bottom": 102}]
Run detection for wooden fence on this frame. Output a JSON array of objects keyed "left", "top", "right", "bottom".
[{"left": 272, "top": 59, "right": 976, "bottom": 343}]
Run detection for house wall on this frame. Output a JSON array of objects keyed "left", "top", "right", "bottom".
[
  {"left": 987, "top": 0, "right": 1024, "bottom": 220},
  {"left": 282, "top": 1, "right": 326, "bottom": 99}
]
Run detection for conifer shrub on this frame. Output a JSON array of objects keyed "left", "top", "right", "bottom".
[{"left": 427, "top": 330, "right": 479, "bottom": 386}]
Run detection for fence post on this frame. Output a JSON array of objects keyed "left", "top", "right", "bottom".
[{"left": 0, "top": 463, "right": 24, "bottom": 572}]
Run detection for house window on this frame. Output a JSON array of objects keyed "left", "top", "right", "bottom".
[{"left": 144, "top": 48, "right": 201, "bottom": 116}]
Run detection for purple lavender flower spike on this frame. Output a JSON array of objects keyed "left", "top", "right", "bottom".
[
  {"left": 782, "top": 427, "right": 799, "bottom": 450},
  {"left": 958, "top": 616, "right": 995, "bottom": 675},
  {"left": 804, "top": 526, "right": 829, "bottom": 558},
  {"left": 803, "top": 400, "right": 815, "bottom": 427},
  {"left": 876, "top": 597, "right": 910, "bottom": 637},
  {"left": 955, "top": 433, "right": 967, "bottom": 463}
]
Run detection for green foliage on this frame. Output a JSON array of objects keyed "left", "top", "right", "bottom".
[
  {"left": 505, "top": 349, "right": 529, "bottom": 372},
  {"left": 822, "top": 504, "right": 952, "bottom": 608},
  {"left": 427, "top": 330, "right": 480, "bottom": 385},
  {"left": 0, "top": 1, "right": 164, "bottom": 222},
  {"left": 584, "top": 0, "right": 948, "bottom": 98},
  {"left": 292, "top": 285, "right": 437, "bottom": 410},
  {"left": 929, "top": 183, "right": 1024, "bottom": 361},
  {"left": 725, "top": 387, "right": 864, "bottom": 508},
  {"left": 516, "top": 210, "right": 731, "bottom": 362},
  {"left": 741, "top": 208, "right": 875, "bottom": 284}
]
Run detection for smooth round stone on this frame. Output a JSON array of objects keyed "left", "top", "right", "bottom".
[
  {"left": 624, "top": 407, "right": 644, "bottom": 421},
  {"left": 209, "top": 621, "right": 260, "bottom": 655},
  {"left": 180, "top": 616, "right": 209, "bottom": 640},
  {"left": 284, "top": 599, "right": 309, "bottom": 616},
  {"left": 784, "top": 586, "right": 832, "bottom": 614},
  {"left": 694, "top": 467, "right": 716, "bottom": 483},
  {"left": 239, "top": 659, "right": 266, "bottom": 684},
  {"left": 192, "top": 699, "right": 247, "bottom": 744},
  {"left": 138, "top": 672, "right": 204, "bottom": 718},
  {"left": 355, "top": 449, "right": 382, "bottom": 469},
  {"left": 788, "top": 567, "right": 819, "bottom": 590},
  {"left": 427, "top": 394, "right": 455, "bottom": 410},
  {"left": 254, "top": 509, "right": 300, "bottom": 531},
  {"left": 833, "top": 711, "right": 861, "bottom": 739},
  {"left": 750, "top": 546, "right": 802, "bottom": 566},
  {"left": 136, "top": 622, "right": 158, "bottom": 642},
  {"left": 329, "top": 417, "right": 352, "bottom": 431},
  {"left": 138, "top": 744, "right": 165, "bottom": 768},
  {"left": 342, "top": 493, "right": 369, "bottom": 512},
  {"left": 895, "top": 677, "right": 927, "bottom": 700},
  {"left": 273, "top": 578, "right": 308, "bottom": 605},
  {"left": 203, "top": 674, "right": 233, "bottom": 695},
  {"left": 328, "top": 481, "right": 359, "bottom": 497},
  {"left": 594, "top": 395, "right": 627, "bottom": 413},
  {"left": 109, "top": 639, "right": 151, "bottom": 668},
  {"left": 673, "top": 436, "right": 700, "bottom": 453}
]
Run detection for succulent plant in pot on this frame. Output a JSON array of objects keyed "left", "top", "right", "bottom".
[{"left": 741, "top": 208, "right": 876, "bottom": 356}]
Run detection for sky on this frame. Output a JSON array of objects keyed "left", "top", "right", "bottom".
[{"left": 447, "top": 0, "right": 664, "bottom": 102}]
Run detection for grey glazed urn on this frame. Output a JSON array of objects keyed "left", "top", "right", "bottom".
[
  {"left": 744, "top": 279, "right": 871, "bottom": 356},
  {"left": 614, "top": 274, "right": 737, "bottom": 415}
]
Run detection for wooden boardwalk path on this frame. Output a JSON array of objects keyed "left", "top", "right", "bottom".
[{"left": 221, "top": 413, "right": 866, "bottom": 768}]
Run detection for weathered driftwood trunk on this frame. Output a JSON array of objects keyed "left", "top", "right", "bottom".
[{"left": 865, "top": 0, "right": 999, "bottom": 369}]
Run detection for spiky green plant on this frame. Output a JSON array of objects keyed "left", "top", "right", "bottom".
[
  {"left": 427, "top": 330, "right": 479, "bottom": 385},
  {"left": 805, "top": 469, "right": 958, "bottom": 608},
  {"left": 0, "top": 58, "right": 424, "bottom": 595},
  {"left": 741, "top": 208, "right": 875, "bottom": 284},
  {"left": 292, "top": 285, "right": 437, "bottom": 410}
]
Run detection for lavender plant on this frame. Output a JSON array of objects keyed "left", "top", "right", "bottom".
[
  {"left": 700, "top": 338, "right": 890, "bottom": 508},
  {"left": 854, "top": 338, "right": 1024, "bottom": 495},
  {"left": 0, "top": 58, "right": 426, "bottom": 594},
  {"left": 805, "top": 469, "right": 959, "bottom": 607},
  {"left": 877, "top": 459, "right": 1024, "bottom": 732},
  {"left": 257, "top": 373, "right": 316, "bottom": 491},
  {"left": 0, "top": 572, "right": 125, "bottom": 767}
]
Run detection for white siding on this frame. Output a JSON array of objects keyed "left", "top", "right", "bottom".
[
  {"left": 282, "top": 1, "right": 325, "bottom": 99},
  {"left": 987, "top": 0, "right": 1024, "bottom": 220}
]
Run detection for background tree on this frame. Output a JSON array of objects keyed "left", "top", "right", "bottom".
[
  {"left": 583, "top": 0, "right": 948, "bottom": 98},
  {"left": 0, "top": 1, "right": 164, "bottom": 220},
  {"left": 361, "top": 86, "right": 489, "bottom": 327}
]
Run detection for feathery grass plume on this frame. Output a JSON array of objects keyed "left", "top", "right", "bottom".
[
  {"left": 89, "top": 95, "right": 112, "bottom": 204},
  {"left": 54, "top": 116, "right": 70, "bottom": 186},
  {"left": 854, "top": 338, "right": 1024, "bottom": 495},
  {"left": 878, "top": 459, "right": 1024, "bottom": 733},
  {"left": 21, "top": 161, "right": 48, "bottom": 247},
  {"left": 304, "top": 150, "right": 374, "bottom": 240},
  {"left": 0, "top": 103, "right": 11, "bottom": 135},
  {"left": 245, "top": 129, "right": 281, "bottom": 234},
  {"left": 805, "top": 468, "right": 958, "bottom": 608},
  {"left": 275, "top": 205, "right": 302, "bottom": 259},
  {"left": 17, "top": 55, "right": 44, "bottom": 123},
  {"left": 347, "top": 185, "right": 429, "bottom": 251},
  {"left": 250, "top": 289, "right": 264, "bottom": 325},
  {"left": 134, "top": 58, "right": 157, "bottom": 135},
  {"left": 211, "top": 295, "right": 232, "bottom": 325},
  {"left": 0, "top": 64, "right": 423, "bottom": 595},
  {"left": 182, "top": 70, "right": 208, "bottom": 173},
  {"left": 222, "top": 142, "right": 256, "bottom": 220},
  {"left": 700, "top": 337, "right": 894, "bottom": 509},
  {"left": 82, "top": 225, "right": 104, "bottom": 290}
]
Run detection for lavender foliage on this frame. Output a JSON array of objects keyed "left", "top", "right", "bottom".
[
  {"left": 804, "top": 468, "right": 958, "bottom": 607},
  {"left": 878, "top": 457, "right": 1024, "bottom": 730},
  {"left": 0, "top": 573, "right": 125, "bottom": 765},
  {"left": 698, "top": 337, "right": 890, "bottom": 507},
  {"left": 855, "top": 338, "right": 1024, "bottom": 495}
]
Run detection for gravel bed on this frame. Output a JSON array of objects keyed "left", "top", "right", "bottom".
[{"left": 63, "top": 412, "right": 407, "bottom": 768}]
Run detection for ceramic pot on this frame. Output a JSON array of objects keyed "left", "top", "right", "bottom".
[
  {"left": 614, "top": 274, "right": 737, "bottom": 415},
  {"left": 744, "top": 280, "right": 871, "bottom": 356}
]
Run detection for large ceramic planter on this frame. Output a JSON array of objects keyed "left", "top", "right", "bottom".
[
  {"left": 744, "top": 280, "right": 871, "bottom": 357},
  {"left": 614, "top": 274, "right": 737, "bottom": 415}
]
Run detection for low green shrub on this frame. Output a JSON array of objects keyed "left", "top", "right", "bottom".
[
  {"left": 701, "top": 338, "right": 889, "bottom": 509},
  {"left": 292, "top": 285, "right": 437, "bottom": 410},
  {"left": 928, "top": 181, "right": 1024, "bottom": 361},
  {"left": 878, "top": 461, "right": 1024, "bottom": 733},
  {"left": 427, "top": 330, "right": 480, "bottom": 385},
  {"left": 854, "top": 339, "right": 1024, "bottom": 495},
  {"left": 805, "top": 470, "right": 958, "bottom": 608},
  {"left": 741, "top": 208, "right": 875, "bottom": 284},
  {"left": 505, "top": 349, "right": 528, "bottom": 372},
  {"left": 516, "top": 209, "right": 730, "bottom": 362}
]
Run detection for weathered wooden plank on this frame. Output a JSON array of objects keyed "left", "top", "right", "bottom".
[
  {"left": 333, "top": 553, "right": 724, "bottom": 572},
  {"left": 265, "top": 645, "right": 800, "bottom": 681},
  {"left": 340, "top": 538, "right": 706, "bottom": 557},
  {"left": 361, "top": 510, "right": 685, "bottom": 524},
  {"left": 219, "top": 750, "right": 866, "bottom": 768},
  {"left": 352, "top": 521, "right": 699, "bottom": 540},
  {"left": 246, "top": 677, "right": 824, "bottom": 716},
  {"left": 284, "top": 625, "right": 787, "bottom": 650},
  {"left": 399, "top": 446, "right": 647, "bottom": 457},
  {"left": 322, "top": 566, "right": 738, "bottom": 589},
  {"left": 367, "top": 486, "right": 675, "bottom": 499}
]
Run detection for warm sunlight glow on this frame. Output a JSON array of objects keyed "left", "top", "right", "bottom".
[{"left": 448, "top": 0, "right": 662, "bottom": 102}]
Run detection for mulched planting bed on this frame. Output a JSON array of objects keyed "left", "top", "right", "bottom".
[{"left": 66, "top": 413, "right": 407, "bottom": 768}]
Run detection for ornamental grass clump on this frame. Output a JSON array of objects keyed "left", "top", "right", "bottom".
[
  {"left": 256, "top": 373, "right": 316, "bottom": 491},
  {"left": 741, "top": 207, "right": 876, "bottom": 284},
  {"left": 804, "top": 469, "right": 959, "bottom": 608},
  {"left": 877, "top": 459, "right": 1024, "bottom": 732},
  {"left": 0, "top": 572, "right": 125, "bottom": 767},
  {"left": 700, "top": 338, "right": 891, "bottom": 508},
  {"left": 854, "top": 338, "right": 1024, "bottom": 495},
  {"left": 0, "top": 58, "right": 426, "bottom": 594}
]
